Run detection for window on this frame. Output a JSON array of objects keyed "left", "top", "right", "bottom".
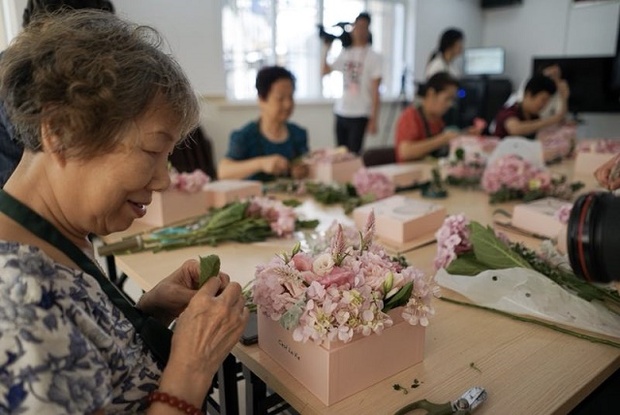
[{"left": 222, "top": 0, "right": 406, "bottom": 100}]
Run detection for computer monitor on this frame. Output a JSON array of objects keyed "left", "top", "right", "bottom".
[
  {"left": 532, "top": 56, "right": 620, "bottom": 113},
  {"left": 463, "top": 47, "right": 505, "bottom": 76}
]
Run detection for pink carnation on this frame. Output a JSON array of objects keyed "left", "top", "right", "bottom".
[
  {"left": 169, "top": 168, "right": 211, "bottom": 192},
  {"left": 554, "top": 203, "right": 573, "bottom": 225},
  {"left": 434, "top": 214, "right": 472, "bottom": 270},
  {"left": 246, "top": 197, "right": 297, "bottom": 237}
]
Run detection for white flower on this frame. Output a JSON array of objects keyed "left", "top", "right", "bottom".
[{"left": 312, "top": 253, "right": 334, "bottom": 276}]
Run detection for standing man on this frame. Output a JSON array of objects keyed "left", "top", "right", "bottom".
[{"left": 322, "top": 12, "right": 382, "bottom": 154}]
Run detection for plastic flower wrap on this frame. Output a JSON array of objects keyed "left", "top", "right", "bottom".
[
  {"left": 169, "top": 168, "right": 211, "bottom": 192},
  {"left": 253, "top": 212, "right": 438, "bottom": 344},
  {"left": 433, "top": 215, "right": 620, "bottom": 348},
  {"left": 537, "top": 125, "right": 576, "bottom": 161},
  {"left": 481, "top": 154, "right": 582, "bottom": 203}
]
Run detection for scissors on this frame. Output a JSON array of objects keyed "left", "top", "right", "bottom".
[{"left": 393, "top": 386, "right": 487, "bottom": 415}]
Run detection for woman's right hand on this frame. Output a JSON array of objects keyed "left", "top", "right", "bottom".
[
  {"left": 594, "top": 153, "right": 620, "bottom": 190},
  {"left": 440, "top": 130, "right": 459, "bottom": 145},
  {"left": 157, "top": 276, "right": 249, "bottom": 409},
  {"left": 261, "top": 154, "right": 290, "bottom": 176}
]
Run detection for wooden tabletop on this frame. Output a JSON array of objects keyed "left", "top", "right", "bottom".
[{"left": 104, "top": 160, "right": 618, "bottom": 414}]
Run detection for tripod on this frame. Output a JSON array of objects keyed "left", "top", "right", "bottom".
[{"left": 382, "top": 67, "right": 410, "bottom": 145}]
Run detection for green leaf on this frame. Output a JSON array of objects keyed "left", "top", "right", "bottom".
[
  {"left": 295, "top": 219, "right": 320, "bottom": 229},
  {"left": 199, "top": 254, "right": 221, "bottom": 288},
  {"left": 282, "top": 198, "right": 302, "bottom": 207},
  {"left": 445, "top": 252, "right": 489, "bottom": 276},
  {"left": 383, "top": 281, "right": 413, "bottom": 312},
  {"left": 206, "top": 201, "right": 248, "bottom": 230},
  {"left": 469, "top": 222, "right": 532, "bottom": 270}
]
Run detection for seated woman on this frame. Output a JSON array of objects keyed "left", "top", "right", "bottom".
[
  {"left": 0, "top": 11, "right": 248, "bottom": 414},
  {"left": 395, "top": 72, "right": 460, "bottom": 162},
  {"left": 218, "top": 66, "right": 309, "bottom": 181},
  {"left": 493, "top": 74, "right": 565, "bottom": 139}
]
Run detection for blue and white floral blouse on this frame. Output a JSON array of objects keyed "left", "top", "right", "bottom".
[{"left": 0, "top": 242, "right": 162, "bottom": 414}]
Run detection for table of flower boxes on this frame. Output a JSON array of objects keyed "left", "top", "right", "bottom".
[{"left": 101, "top": 158, "right": 619, "bottom": 415}]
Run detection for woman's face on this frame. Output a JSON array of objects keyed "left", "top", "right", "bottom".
[
  {"left": 425, "top": 85, "right": 458, "bottom": 118},
  {"left": 450, "top": 39, "right": 464, "bottom": 57},
  {"left": 53, "top": 103, "right": 182, "bottom": 236},
  {"left": 259, "top": 78, "right": 295, "bottom": 124}
]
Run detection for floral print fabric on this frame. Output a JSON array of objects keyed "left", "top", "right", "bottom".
[{"left": 0, "top": 242, "right": 161, "bottom": 414}]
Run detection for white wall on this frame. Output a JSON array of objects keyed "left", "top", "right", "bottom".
[
  {"left": 413, "top": 0, "right": 484, "bottom": 82},
  {"left": 114, "top": 0, "right": 225, "bottom": 96}
]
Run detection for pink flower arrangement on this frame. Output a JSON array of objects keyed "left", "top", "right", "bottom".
[
  {"left": 481, "top": 154, "right": 550, "bottom": 194},
  {"left": 537, "top": 125, "right": 576, "bottom": 161},
  {"left": 246, "top": 196, "right": 297, "bottom": 237},
  {"left": 253, "top": 212, "right": 438, "bottom": 344},
  {"left": 352, "top": 168, "right": 395, "bottom": 201},
  {"left": 169, "top": 168, "right": 211, "bottom": 192}
]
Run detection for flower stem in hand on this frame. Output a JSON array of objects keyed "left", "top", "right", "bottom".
[{"left": 199, "top": 254, "right": 221, "bottom": 288}]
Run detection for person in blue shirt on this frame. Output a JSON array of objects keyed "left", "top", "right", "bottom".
[{"left": 218, "top": 66, "right": 309, "bottom": 181}]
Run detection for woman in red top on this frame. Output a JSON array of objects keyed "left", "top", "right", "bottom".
[{"left": 395, "top": 72, "right": 460, "bottom": 162}]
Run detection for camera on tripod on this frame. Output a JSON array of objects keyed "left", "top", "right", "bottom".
[{"left": 317, "top": 22, "right": 354, "bottom": 48}]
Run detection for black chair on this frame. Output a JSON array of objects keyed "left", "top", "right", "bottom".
[
  {"left": 362, "top": 146, "right": 396, "bottom": 167},
  {"left": 169, "top": 126, "right": 217, "bottom": 179}
]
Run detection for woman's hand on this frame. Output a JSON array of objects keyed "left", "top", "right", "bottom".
[
  {"left": 158, "top": 276, "right": 250, "bottom": 408},
  {"left": 261, "top": 154, "right": 290, "bottom": 176},
  {"left": 137, "top": 259, "right": 229, "bottom": 327},
  {"left": 594, "top": 153, "right": 620, "bottom": 190}
]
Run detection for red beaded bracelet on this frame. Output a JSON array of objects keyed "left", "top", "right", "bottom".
[{"left": 148, "top": 390, "right": 202, "bottom": 415}]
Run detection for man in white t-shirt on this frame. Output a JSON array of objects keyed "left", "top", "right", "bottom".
[{"left": 322, "top": 12, "right": 382, "bottom": 154}]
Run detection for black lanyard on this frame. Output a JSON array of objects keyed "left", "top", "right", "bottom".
[
  {"left": 416, "top": 105, "right": 433, "bottom": 139},
  {"left": 0, "top": 189, "right": 171, "bottom": 366}
]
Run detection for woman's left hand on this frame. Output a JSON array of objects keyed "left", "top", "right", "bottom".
[{"left": 136, "top": 259, "right": 229, "bottom": 326}]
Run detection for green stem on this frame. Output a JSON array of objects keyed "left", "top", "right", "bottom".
[{"left": 440, "top": 297, "right": 620, "bottom": 349}]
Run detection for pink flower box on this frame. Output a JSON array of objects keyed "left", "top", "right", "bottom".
[
  {"left": 366, "top": 163, "right": 430, "bottom": 188},
  {"left": 138, "top": 190, "right": 207, "bottom": 227},
  {"left": 203, "top": 180, "right": 262, "bottom": 208},
  {"left": 449, "top": 135, "right": 499, "bottom": 159},
  {"left": 257, "top": 308, "right": 425, "bottom": 406},
  {"left": 353, "top": 196, "right": 446, "bottom": 246},
  {"left": 511, "top": 197, "right": 568, "bottom": 239},
  {"left": 309, "top": 157, "right": 364, "bottom": 184}
]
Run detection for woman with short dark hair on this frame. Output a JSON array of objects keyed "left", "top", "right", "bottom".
[{"left": 0, "top": 11, "right": 248, "bottom": 414}]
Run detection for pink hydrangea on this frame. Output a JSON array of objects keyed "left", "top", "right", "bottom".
[
  {"left": 434, "top": 214, "right": 472, "bottom": 270},
  {"left": 554, "top": 203, "right": 573, "bottom": 225},
  {"left": 352, "top": 168, "right": 395, "bottom": 200}
]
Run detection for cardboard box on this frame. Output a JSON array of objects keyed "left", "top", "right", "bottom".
[
  {"left": 366, "top": 163, "right": 430, "bottom": 188},
  {"left": 512, "top": 197, "right": 569, "bottom": 239},
  {"left": 203, "top": 180, "right": 262, "bottom": 208},
  {"left": 257, "top": 308, "right": 425, "bottom": 406},
  {"left": 309, "top": 157, "right": 363, "bottom": 184},
  {"left": 353, "top": 195, "right": 446, "bottom": 246},
  {"left": 574, "top": 152, "right": 615, "bottom": 176},
  {"left": 138, "top": 190, "right": 207, "bottom": 227}
]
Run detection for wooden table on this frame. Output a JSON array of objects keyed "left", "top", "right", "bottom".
[{"left": 103, "top": 162, "right": 619, "bottom": 414}]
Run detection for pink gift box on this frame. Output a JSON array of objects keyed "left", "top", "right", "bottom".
[
  {"left": 138, "top": 190, "right": 207, "bottom": 227},
  {"left": 257, "top": 308, "right": 425, "bottom": 406},
  {"left": 353, "top": 196, "right": 446, "bottom": 246},
  {"left": 512, "top": 197, "right": 568, "bottom": 239},
  {"left": 203, "top": 180, "right": 262, "bottom": 208},
  {"left": 366, "top": 163, "right": 430, "bottom": 188},
  {"left": 309, "top": 157, "right": 363, "bottom": 184}
]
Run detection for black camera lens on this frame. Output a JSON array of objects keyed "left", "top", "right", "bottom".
[{"left": 567, "top": 192, "right": 620, "bottom": 283}]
